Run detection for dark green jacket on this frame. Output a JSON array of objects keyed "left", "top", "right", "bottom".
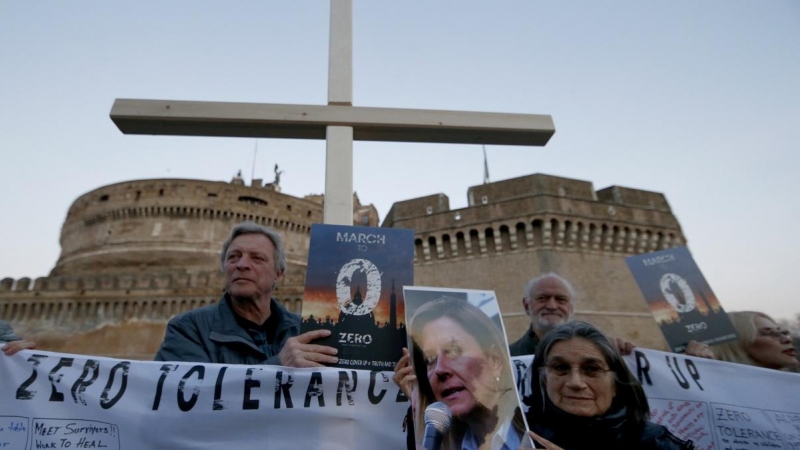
[
  {"left": 154, "top": 294, "right": 300, "bottom": 364},
  {"left": 508, "top": 328, "right": 540, "bottom": 357}
]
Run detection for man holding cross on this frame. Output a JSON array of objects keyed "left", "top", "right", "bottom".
[{"left": 154, "top": 222, "right": 338, "bottom": 367}]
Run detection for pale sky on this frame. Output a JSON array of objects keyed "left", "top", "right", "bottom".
[{"left": 1, "top": 2, "right": 798, "bottom": 320}]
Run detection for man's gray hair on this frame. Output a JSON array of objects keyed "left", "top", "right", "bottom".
[
  {"left": 522, "top": 272, "right": 576, "bottom": 304},
  {"left": 220, "top": 222, "right": 287, "bottom": 273}
]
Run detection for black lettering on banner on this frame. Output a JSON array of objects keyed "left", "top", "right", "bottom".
[
  {"left": 337, "top": 370, "right": 357, "bottom": 406},
  {"left": 684, "top": 359, "right": 703, "bottom": 391},
  {"left": 715, "top": 407, "right": 752, "bottom": 422},
  {"left": 666, "top": 355, "right": 690, "bottom": 390},
  {"left": 177, "top": 365, "right": 205, "bottom": 412},
  {"left": 152, "top": 363, "right": 178, "bottom": 411},
  {"left": 304, "top": 371, "right": 325, "bottom": 408},
  {"left": 100, "top": 361, "right": 130, "bottom": 409},
  {"left": 368, "top": 371, "right": 388, "bottom": 404},
  {"left": 634, "top": 351, "right": 652, "bottom": 386},
  {"left": 244, "top": 368, "right": 261, "bottom": 410},
  {"left": 213, "top": 366, "right": 228, "bottom": 411},
  {"left": 16, "top": 354, "right": 48, "bottom": 400},
  {"left": 34, "top": 422, "right": 51, "bottom": 435},
  {"left": 70, "top": 359, "right": 99, "bottom": 405},
  {"left": 273, "top": 370, "right": 294, "bottom": 409},
  {"left": 48, "top": 357, "right": 74, "bottom": 402}
]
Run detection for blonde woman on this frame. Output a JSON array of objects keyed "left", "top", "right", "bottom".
[{"left": 714, "top": 311, "right": 798, "bottom": 371}]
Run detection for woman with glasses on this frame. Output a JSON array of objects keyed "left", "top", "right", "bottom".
[
  {"left": 522, "top": 321, "right": 694, "bottom": 450},
  {"left": 713, "top": 311, "right": 798, "bottom": 371}
]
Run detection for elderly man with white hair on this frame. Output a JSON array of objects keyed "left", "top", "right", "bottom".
[{"left": 509, "top": 273, "right": 635, "bottom": 356}]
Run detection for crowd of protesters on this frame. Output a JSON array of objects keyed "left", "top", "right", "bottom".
[{"left": 2, "top": 222, "right": 798, "bottom": 450}]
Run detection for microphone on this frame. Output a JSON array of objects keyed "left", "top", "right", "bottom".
[{"left": 422, "top": 401, "right": 452, "bottom": 450}]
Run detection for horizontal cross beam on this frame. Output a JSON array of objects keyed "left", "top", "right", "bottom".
[{"left": 110, "top": 99, "right": 555, "bottom": 146}]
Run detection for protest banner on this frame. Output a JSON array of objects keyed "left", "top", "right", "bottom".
[
  {"left": 626, "top": 247, "right": 738, "bottom": 353},
  {"left": 624, "top": 348, "right": 800, "bottom": 450},
  {"left": 2, "top": 346, "right": 798, "bottom": 449},
  {"left": 300, "top": 224, "right": 414, "bottom": 371},
  {"left": 0, "top": 347, "right": 409, "bottom": 450}
]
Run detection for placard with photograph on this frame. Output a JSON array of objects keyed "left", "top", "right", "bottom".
[
  {"left": 626, "top": 246, "right": 738, "bottom": 353},
  {"left": 403, "top": 286, "right": 534, "bottom": 450},
  {"left": 301, "top": 224, "right": 414, "bottom": 371}
]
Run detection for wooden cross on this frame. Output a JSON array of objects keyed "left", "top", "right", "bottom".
[{"left": 110, "top": 0, "right": 555, "bottom": 225}]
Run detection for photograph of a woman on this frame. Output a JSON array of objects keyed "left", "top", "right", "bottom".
[{"left": 404, "top": 288, "right": 534, "bottom": 450}]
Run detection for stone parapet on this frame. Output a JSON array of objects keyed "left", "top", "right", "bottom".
[
  {"left": 408, "top": 213, "right": 683, "bottom": 264},
  {"left": 1, "top": 271, "right": 225, "bottom": 293},
  {"left": 468, "top": 173, "right": 598, "bottom": 204},
  {"left": 382, "top": 194, "right": 450, "bottom": 228},
  {"left": 54, "top": 178, "right": 322, "bottom": 275}
]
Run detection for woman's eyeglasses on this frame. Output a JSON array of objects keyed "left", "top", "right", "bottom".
[
  {"left": 544, "top": 362, "right": 612, "bottom": 379},
  {"left": 757, "top": 328, "right": 791, "bottom": 341}
]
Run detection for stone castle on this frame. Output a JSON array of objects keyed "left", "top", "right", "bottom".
[{"left": 0, "top": 172, "right": 684, "bottom": 358}]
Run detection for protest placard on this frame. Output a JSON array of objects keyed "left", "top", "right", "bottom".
[
  {"left": 626, "top": 247, "right": 737, "bottom": 352},
  {"left": 300, "top": 224, "right": 414, "bottom": 371}
]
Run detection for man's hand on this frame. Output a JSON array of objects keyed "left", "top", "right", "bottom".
[
  {"left": 614, "top": 337, "right": 635, "bottom": 356},
  {"left": 392, "top": 348, "right": 416, "bottom": 399},
  {"left": 2, "top": 340, "right": 36, "bottom": 356},
  {"left": 278, "top": 329, "right": 338, "bottom": 368},
  {"left": 685, "top": 340, "right": 715, "bottom": 359},
  {"left": 522, "top": 431, "right": 565, "bottom": 450}
]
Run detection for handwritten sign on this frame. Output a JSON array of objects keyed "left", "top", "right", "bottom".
[
  {"left": 0, "top": 416, "right": 28, "bottom": 450},
  {"left": 30, "top": 419, "right": 119, "bottom": 450}
]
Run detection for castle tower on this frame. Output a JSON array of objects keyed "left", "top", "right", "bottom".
[{"left": 382, "top": 173, "right": 686, "bottom": 350}]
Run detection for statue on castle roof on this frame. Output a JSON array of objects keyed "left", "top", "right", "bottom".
[
  {"left": 231, "top": 170, "right": 245, "bottom": 186},
  {"left": 274, "top": 164, "right": 285, "bottom": 187}
]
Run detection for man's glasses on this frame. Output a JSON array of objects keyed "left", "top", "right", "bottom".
[{"left": 544, "top": 362, "right": 612, "bottom": 379}]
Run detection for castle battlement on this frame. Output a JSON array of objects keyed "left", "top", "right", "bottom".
[
  {"left": 53, "top": 178, "right": 321, "bottom": 276},
  {"left": 0, "top": 271, "right": 226, "bottom": 293},
  {"left": 409, "top": 214, "right": 683, "bottom": 265},
  {"left": 382, "top": 174, "right": 684, "bottom": 264}
]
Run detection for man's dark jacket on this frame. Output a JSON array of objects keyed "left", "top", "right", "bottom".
[
  {"left": 155, "top": 294, "right": 300, "bottom": 364},
  {"left": 508, "top": 327, "right": 540, "bottom": 357}
]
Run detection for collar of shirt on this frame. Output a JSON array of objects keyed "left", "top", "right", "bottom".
[{"left": 460, "top": 418, "right": 521, "bottom": 450}]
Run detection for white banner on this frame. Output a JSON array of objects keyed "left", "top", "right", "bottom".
[
  {"left": 623, "top": 349, "right": 800, "bottom": 450},
  {"left": 2, "top": 347, "right": 798, "bottom": 450},
  {"left": 0, "top": 347, "right": 410, "bottom": 450}
]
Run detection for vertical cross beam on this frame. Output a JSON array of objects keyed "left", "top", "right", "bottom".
[{"left": 324, "top": 0, "right": 354, "bottom": 225}]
